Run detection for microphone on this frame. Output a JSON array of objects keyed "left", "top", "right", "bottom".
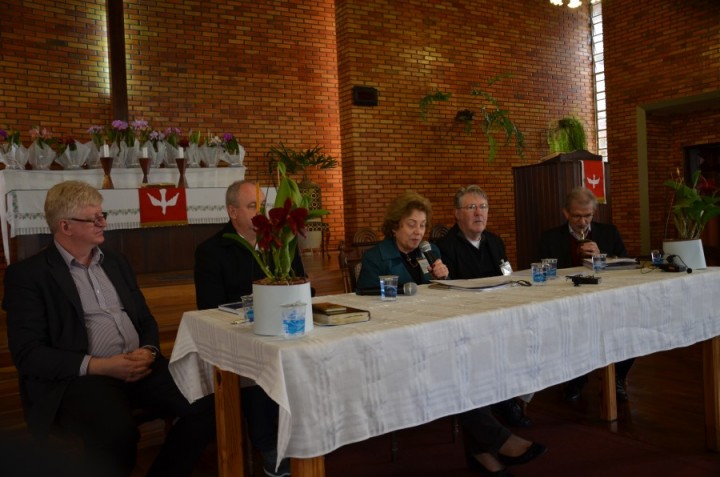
[
  {"left": 356, "top": 282, "right": 418, "bottom": 296},
  {"left": 419, "top": 241, "right": 439, "bottom": 265}
]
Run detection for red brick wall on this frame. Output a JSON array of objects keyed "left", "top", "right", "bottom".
[
  {"left": 2, "top": 1, "right": 616, "bottom": 269},
  {"left": 602, "top": 0, "right": 720, "bottom": 256},
  {"left": 337, "top": 1, "right": 597, "bottom": 265}
]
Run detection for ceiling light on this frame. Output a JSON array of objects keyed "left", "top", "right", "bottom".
[
  {"left": 568, "top": 0, "right": 582, "bottom": 7},
  {"left": 550, "top": 0, "right": 564, "bottom": 5}
]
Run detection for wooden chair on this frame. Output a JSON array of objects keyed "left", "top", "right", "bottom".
[
  {"left": 338, "top": 241, "right": 362, "bottom": 293},
  {"left": 429, "top": 223, "right": 449, "bottom": 243},
  {"left": 351, "top": 228, "right": 379, "bottom": 255}
]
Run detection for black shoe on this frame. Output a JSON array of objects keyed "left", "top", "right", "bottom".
[
  {"left": 498, "top": 442, "right": 547, "bottom": 467},
  {"left": 465, "top": 454, "right": 514, "bottom": 476},
  {"left": 564, "top": 381, "right": 584, "bottom": 402},
  {"left": 493, "top": 400, "right": 531, "bottom": 428},
  {"left": 616, "top": 377, "right": 629, "bottom": 403}
]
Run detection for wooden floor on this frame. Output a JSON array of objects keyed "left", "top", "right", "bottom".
[{"left": 1, "top": 252, "right": 718, "bottom": 476}]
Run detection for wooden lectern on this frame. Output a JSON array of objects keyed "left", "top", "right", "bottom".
[{"left": 512, "top": 150, "right": 612, "bottom": 270}]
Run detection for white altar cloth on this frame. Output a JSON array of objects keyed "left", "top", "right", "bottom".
[
  {"left": 0, "top": 167, "right": 247, "bottom": 263},
  {"left": 169, "top": 267, "right": 720, "bottom": 463}
]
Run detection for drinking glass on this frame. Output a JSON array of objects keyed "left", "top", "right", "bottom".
[
  {"left": 379, "top": 275, "right": 399, "bottom": 301},
  {"left": 531, "top": 262, "right": 547, "bottom": 284},
  {"left": 592, "top": 253, "right": 607, "bottom": 273}
]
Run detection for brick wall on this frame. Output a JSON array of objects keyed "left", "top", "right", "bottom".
[
  {"left": 602, "top": 0, "right": 720, "bottom": 256},
  {"left": 336, "top": 1, "right": 596, "bottom": 265},
  {"left": 9, "top": 2, "right": 712, "bottom": 269}
]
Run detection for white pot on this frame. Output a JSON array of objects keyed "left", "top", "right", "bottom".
[
  {"left": 252, "top": 280, "right": 313, "bottom": 336},
  {"left": 662, "top": 239, "right": 706, "bottom": 270}
]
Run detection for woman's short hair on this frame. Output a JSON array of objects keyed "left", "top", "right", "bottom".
[
  {"left": 45, "top": 181, "right": 103, "bottom": 233},
  {"left": 454, "top": 185, "right": 488, "bottom": 209},
  {"left": 565, "top": 186, "right": 597, "bottom": 210},
  {"left": 381, "top": 191, "right": 433, "bottom": 238}
]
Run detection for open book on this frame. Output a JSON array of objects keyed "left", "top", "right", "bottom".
[{"left": 312, "top": 302, "right": 371, "bottom": 326}]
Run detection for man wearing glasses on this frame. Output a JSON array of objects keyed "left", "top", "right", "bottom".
[
  {"left": 538, "top": 186, "right": 632, "bottom": 403},
  {"left": 436, "top": 185, "right": 533, "bottom": 428},
  {"left": 3, "top": 181, "right": 215, "bottom": 476},
  {"left": 539, "top": 186, "right": 627, "bottom": 268}
]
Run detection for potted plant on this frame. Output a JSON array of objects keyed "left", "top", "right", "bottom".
[
  {"left": 419, "top": 73, "right": 525, "bottom": 162},
  {"left": 223, "top": 162, "right": 329, "bottom": 335},
  {"left": 267, "top": 143, "right": 337, "bottom": 253},
  {"left": 547, "top": 116, "right": 587, "bottom": 153},
  {"left": 662, "top": 169, "right": 720, "bottom": 269},
  {"left": 267, "top": 143, "right": 337, "bottom": 189}
]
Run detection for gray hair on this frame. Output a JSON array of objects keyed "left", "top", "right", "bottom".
[
  {"left": 564, "top": 187, "right": 597, "bottom": 210},
  {"left": 225, "top": 180, "right": 254, "bottom": 207},
  {"left": 454, "top": 185, "right": 488, "bottom": 209}
]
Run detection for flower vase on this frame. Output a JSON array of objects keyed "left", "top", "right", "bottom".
[
  {"left": 0, "top": 144, "right": 28, "bottom": 170},
  {"left": 125, "top": 141, "right": 141, "bottom": 168},
  {"left": 201, "top": 145, "right": 221, "bottom": 167},
  {"left": 252, "top": 280, "right": 313, "bottom": 336},
  {"left": 58, "top": 142, "right": 90, "bottom": 170},
  {"left": 662, "top": 239, "right": 706, "bottom": 270},
  {"left": 28, "top": 142, "right": 57, "bottom": 170},
  {"left": 186, "top": 143, "right": 200, "bottom": 168},
  {"left": 223, "top": 145, "right": 246, "bottom": 167}
]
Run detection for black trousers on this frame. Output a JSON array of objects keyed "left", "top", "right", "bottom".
[
  {"left": 54, "top": 357, "right": 215, "bottom": 477},
  {"left": 459, "top": 405, "right": 512, "bottom": 455}
]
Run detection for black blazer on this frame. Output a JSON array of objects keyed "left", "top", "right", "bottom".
[
  {"left": 538, "top": 221, "right": 628, "bottom": 269},
  {"left": 435, "top": 224, "right": 508, "bottom": 278},
  {"left": 2, "top": 243, "right": 159, "bottom": 437},
  {"left": 193, "top": 221, "right": 307, "bottom": 310}
]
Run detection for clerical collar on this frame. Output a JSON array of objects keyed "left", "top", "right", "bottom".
[{"left": 568, "top": 223, "right": 592, "bottom": 241}]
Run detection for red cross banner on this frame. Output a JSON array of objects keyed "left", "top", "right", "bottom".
[
  {"left": 581, "top": 160, "right": 606, "bottom": 204},
  {"left": 138, "top": 187, "right": 188, "bottom": 227}
]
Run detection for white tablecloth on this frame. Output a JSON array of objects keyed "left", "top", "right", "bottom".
[{"left": 169, "top": 267, "right": 720, "bottom": 462}]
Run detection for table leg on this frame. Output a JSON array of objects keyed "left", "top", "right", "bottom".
[
  {"left": 599, "top": 363, "right": 618, "bottom": 421},
  {"left": 703, "top": 336, "right": 720, "bottom": 451},
  {"left": 214, "top": 367, "right": 245, "bottom": 477},
  {"left": 292, "top": 456, "right": 325, "bottom": 477}
]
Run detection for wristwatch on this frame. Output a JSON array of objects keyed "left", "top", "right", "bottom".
[{"left": 142, "top": 345, "right": 159, "bottom": 359}]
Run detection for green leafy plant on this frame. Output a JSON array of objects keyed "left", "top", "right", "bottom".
[
  {"left": 664, "top": 169, "right": 720, "bottom": 240},
  {"left": 419, "top": 74, "right": 524, "bottom": 162},
  {"left": 223, "top": 162, "right": 329, "bottom": 283},
  {"left": 548, "top": 116, "right": 587, "bottom": 153},
  {"left": 267, "top": 143, "right": 337, "bottom": 184}
]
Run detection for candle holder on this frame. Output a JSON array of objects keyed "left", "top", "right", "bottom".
[
  {"left": 176, "top": 157, "right": 188, "bottom": 188},
  {"left": 139, "top": 157, "right": 151, "bottom": 185},
  {"left": 100, "top": 156, "right": 114, "bottom": 189}
]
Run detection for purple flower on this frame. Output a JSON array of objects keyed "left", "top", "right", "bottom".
[
  {"left": 0, "top": 129, "right": 7, "bottom": 140},
  {"left": 223, "top": 133, "right": 234, "bottom": 142},
  {"left": 149, "top": 130, "right": 165, "bottom": 141},
  {"left": 111, "top": 120, "right": 128, "bottom": 130}
]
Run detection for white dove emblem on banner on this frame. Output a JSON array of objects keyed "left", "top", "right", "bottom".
[{"left": 148, "top": 188, "right": 180, "bottom": 215}]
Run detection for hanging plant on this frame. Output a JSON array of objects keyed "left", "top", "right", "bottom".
[
  {"left": 419, "top": 73, "right": 524, "bottom": 162},
  {"left": 547, "top": 116, "right": 587, "bottom": 153}
]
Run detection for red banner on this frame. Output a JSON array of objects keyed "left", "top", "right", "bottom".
[
  {"left": 581, "top": 160, "right": 606, "bottom": 204},
  {"left": 138, "top": 187, "right": 188, "bottom": 227}
]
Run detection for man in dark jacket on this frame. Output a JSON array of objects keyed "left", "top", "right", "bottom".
[
  {"left": 194, "top": 180, "right": 307, "bottom": 477},
  {"left": 3, "top": 181, "right": 215, "bottom": 477},
  {"left": 538, "top": 186, "right": 633, "bottom": 402},
  {"left": 436, "top": 185, "right": 531, "bottom": 428}
]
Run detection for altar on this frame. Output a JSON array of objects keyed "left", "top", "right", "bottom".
[{"left": 0, "top": 167, "right": 253, "bottom": 272}]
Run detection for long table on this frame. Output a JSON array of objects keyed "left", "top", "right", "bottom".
[{"left": 168, "top": 267, "right": 720, "bottom": 476}]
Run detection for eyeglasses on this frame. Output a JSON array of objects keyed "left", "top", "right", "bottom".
[
  {"left": 68, "top": 212, "right": 108, "bottom": 227},
  {"left": 569, "top": 213, "right": 593, "bottom": 220},
  {"left": 457, "top": 203, "right": 489, "bottom": 211}
]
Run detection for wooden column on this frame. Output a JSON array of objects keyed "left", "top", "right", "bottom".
[{"left": 106, "top": 0, "right": 128, "bottom": 121}]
